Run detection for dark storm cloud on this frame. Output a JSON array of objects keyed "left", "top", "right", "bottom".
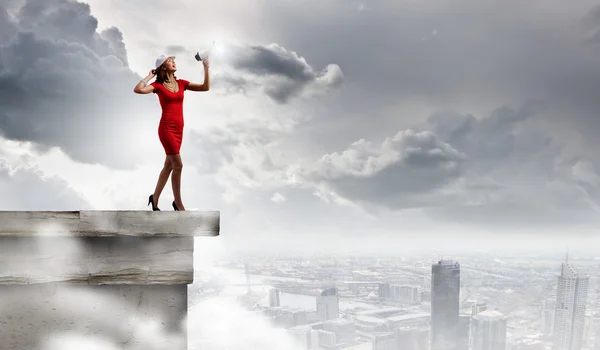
[
  {"left": 204, "top": 0, "right": 600, "bottom": 230},
  {"left": 221, "top": 43, "right": 343, "bottom": 103},
  {"left": 256, "top": 1, "right": 600, "bottom": 139},
  {"left": 298, "top": 129, "right": 466, "bottom": 209},
  {"left": 100, "top": 26, "right": 128, "bottom": 66},
  {"left": 296, "top": 98, "right": 600, "bottom": 230},
  {"left": 231, "top": 44, "right": 314, "bottom": 83},
  {"left": 0, "top": 0, "right": 159, "bottom": 168},
  {"left": 417, "top": 101, "right": 600, "bottom": 229},
  {"left": 15, "top": 0, "right": 128, "bottom": 65},
  {"left": 425, "top": 100, "right": 548, "bottom": 170}
]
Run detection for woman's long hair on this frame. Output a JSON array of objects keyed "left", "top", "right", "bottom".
[{"left": 155, "top": 62, "right": 177, "bottom": 84}]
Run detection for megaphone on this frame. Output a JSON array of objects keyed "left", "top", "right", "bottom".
[{"left": 195, "top": 41, "right": 216, "bottom": 62}]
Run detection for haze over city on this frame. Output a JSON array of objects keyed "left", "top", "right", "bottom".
[{"left": 189, "top": 239, "right": 600, "bottom": 350}]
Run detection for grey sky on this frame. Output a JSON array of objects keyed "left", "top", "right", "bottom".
[{"left": 1, "top": 0, "right": 600, "bottom": 252}]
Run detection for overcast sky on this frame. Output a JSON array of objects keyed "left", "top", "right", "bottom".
[{"left": 1, "top": 0, "right": 600, "bottom": 254}]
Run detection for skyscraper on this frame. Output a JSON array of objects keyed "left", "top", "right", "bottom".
[
  {"left": 431, "top": 259, "right": 461, "bottom": 350},
  {"left": 594, "top": 314, "right": 600, "bottom": 350},
  {"left": 552, "top": 260, "right": 589, "bottom": 350},
  {"left": 316, "top": 288, "right": 340, "bottom": 321},
  {"left": 457, "top": 314, "right": 471, "bottom": 350},
  {"left": 269, "top": 287, "right": 280, "bottom": 307},
  {"left": 470, "top": 310, "right": 508, "bottom": 350}
]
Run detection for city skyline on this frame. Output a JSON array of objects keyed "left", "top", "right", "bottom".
[{"left": 189, "top": 243, "right": 600, "bottom": 350}]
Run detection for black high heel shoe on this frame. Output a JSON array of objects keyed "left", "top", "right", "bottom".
[
  {"left": 172, "top": 201, "right": 179, "bottom": 211},
  {"left": 148, "top": 194, "right": 160, "bottom": 211}
]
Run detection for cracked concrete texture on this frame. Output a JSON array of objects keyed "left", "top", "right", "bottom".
[
  {"left": 0, "top": 236, "right": 194, "bottom": 284},
  {"left": 0, "top": 284, "right": 188, "bottom": 350}
]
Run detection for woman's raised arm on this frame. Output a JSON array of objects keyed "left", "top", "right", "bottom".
[
  {"left": 186, "top": 59, "right": 210, "bottom": 92},
  {"left": 134, "top": 70, "right": 157, "bottom": 94}
]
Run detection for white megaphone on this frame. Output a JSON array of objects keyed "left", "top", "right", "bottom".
[{"left": 195, "top": 41, "right": 216, "bottom": 62}]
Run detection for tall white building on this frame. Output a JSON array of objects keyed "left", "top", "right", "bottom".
[
  {"left": 594, "top": 314, "right": 600, "bottom": 350},
  {"left": 552, "top": 261, "right": 589, "bottom": 350},
  {"left": 316, "top": 288, "right": 339, "bottom": 321},
  {"left": 457, "top": 313, "right": 471, "bottom": 350},
  {"left": 470, "top": 310, "right": 507, "bottom": 350},
  {"left": 430, "top": 260, "right": 461, "bottom": 350},
  {"left": 584, "top": 315, "right": 595, "bottom": 348},
  {"left": 269, "top": 288, "right": 281, "bottom": 307}
]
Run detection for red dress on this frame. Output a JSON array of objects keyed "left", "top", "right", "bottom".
[{"left": 150, "top": 79, "right": 190, "bottom": 155}]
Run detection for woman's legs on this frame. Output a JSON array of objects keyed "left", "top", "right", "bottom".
[
  {"left": 169, "top": 153, "right": 185, "bottom": 210},
  {"left": 152, "top": 156, "right": 174, "bottom": 207}
]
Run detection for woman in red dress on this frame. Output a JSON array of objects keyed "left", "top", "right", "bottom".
[{"left": 133, "top": 54, "right": 210, "bottom": 211}]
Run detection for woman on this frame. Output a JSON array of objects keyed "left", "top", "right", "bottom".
[{"left": 133, "top": 53, "right": 210, "bottom": 211}]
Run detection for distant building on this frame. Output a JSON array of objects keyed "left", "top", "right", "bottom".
[
  {"left": 323, "top": 318, "right": 356, "bottom": 348},
  {"left": 373, "top": 331, "right": 398, "bottom": 350},
  {"left": 371, "top": 327, "right": 429, "bottom": 350},
  {"left": 317, "top": 288, "right": 340, "bottom": 321},
  {"left": 584, "top": 315, "right": 595, "bottom": 347},
  {"left": 457, "top": 313, "right": 471, "bottom": 350},
  {"left": 269, "top": 288, "right": 280, "bottom": 307},
  {"left": 397, "top": 327, "right": 429, "bottom": 350},
  {"left": 288, "top": 326, "right": 312, "bottom": 349},
  {"left": 379, "top": 283, "right": 391, "bottom": 299},
  {"left": 472, "top": 301, "right": 488, "bottom": 316},
  {"left": 421, "top": 290, "right": 431, "bottom": 303},
  {"left": 470, "top": 309, "right": 507, "bottom": 350},
  {"left": 542, "top": 309, "right": 555, "bottom": 335},
  {"left": 594, "top": 314, "right": 600, "bottom": 350},
  {"left": 264, "top": 307, "right": 308, "bottom": 328},
  {"left": 511, "top": 339, "right": 545, "bottom": 349},
  {"left": 552, "top": 260, "right": 589, "bottom": 350},
  {"left": 316, "top": 329, "right": 337, "bottom": 349},
  {"left": 430, "top": 259, "right": 461, "bottom": 350},
  {"left": 389, "top": 284, "right": 422, "bottom": 305}
]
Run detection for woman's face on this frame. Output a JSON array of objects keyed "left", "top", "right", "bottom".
[{"left": 163, "top": 57, "right": 177, "bottom": 72}]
